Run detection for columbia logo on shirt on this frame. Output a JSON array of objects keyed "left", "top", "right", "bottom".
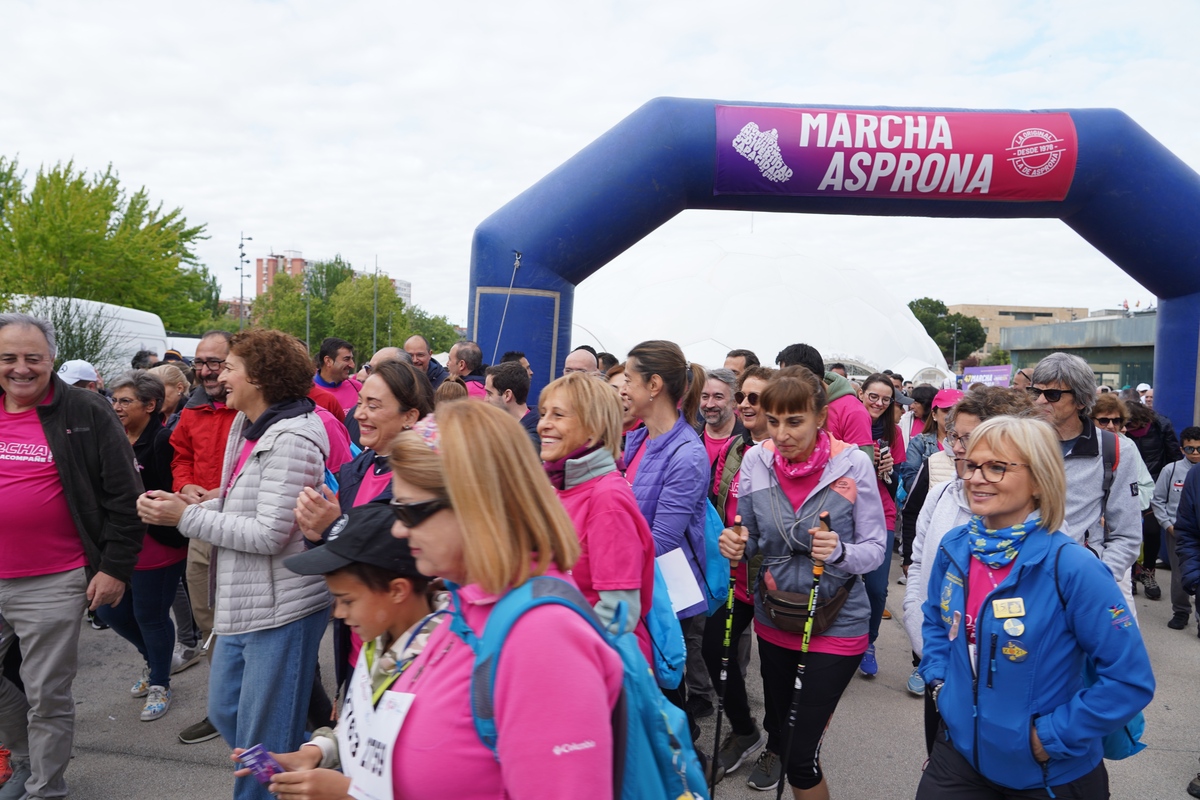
[{"left": 552, "top": 740, "right": 596, "bottom": 756}]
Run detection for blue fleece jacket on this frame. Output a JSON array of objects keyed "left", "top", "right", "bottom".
[
  {"left": 624, "top": 414, "right": 709, "bottom": 619},
  {"left": 920, "top": 522, "right": 1154, "bottom": 791}
]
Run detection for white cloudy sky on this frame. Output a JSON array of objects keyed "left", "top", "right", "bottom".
[{"left": 2, "top": 0, "right": 1196, "bottom": 328}]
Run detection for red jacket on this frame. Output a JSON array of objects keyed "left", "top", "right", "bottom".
[{"left": 169, "top": 387, "right": 239, "bottom": 492}]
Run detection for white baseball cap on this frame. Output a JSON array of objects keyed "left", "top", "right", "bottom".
[
  {"left": 58, "top": 359, "right": 99, "bottom": 383},
  {"left": 1136, "top": 383, "right": 1151, "bottom": 393}
]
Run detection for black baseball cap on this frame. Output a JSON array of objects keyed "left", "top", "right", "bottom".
[{"left": 284, "top": 500, "right": 421, "bottom": 578}]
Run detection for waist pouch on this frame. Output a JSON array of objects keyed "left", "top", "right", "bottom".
[{"left": 760, "top": 575, "right": 857, "bottom": 636}]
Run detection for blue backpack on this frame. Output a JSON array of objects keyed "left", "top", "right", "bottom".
[
  {"left": 684, "top": 500, "right": 732, "bottom": 616},
  {"left": 448, "top": 577, "right": 709, "bottom": 800},
  {"left": 643, "top": 562, "right": 686, "bottom": 690}
]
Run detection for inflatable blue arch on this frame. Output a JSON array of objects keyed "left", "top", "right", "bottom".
[{"left": 469, "top": 97, "right": 1200, "bottom": 429}]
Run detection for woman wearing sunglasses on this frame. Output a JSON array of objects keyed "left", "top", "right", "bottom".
[
  {"left": 1123, "top": 399, "right": 1181, "bottom": 600},
  {"left": 917, "top": 415, "right": 1154, "bottom": 799},
  {"left": 536, "top": 372, "right": 656, "bottom": 664},
  {"left": 385, "top": 402, "right": 625, "bottom": 798},
  {"left": 903, "top": 386, "right": 1035, "bottom": 748},
  {"left": 294, "top": 358, "right": 434, "bottom": 694},
  {"left": 718, "top": 366, "right": 885, "bottom": 795},
  {"left": 136, "top": 329, "right": 332, "bottom": 800}
]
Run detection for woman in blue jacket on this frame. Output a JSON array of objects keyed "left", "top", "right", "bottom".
[{"left": 918, "top": 415, "right": 1154, "bottom": 799}]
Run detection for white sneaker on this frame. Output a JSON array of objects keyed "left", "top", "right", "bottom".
[
  {"left": 141, "top": 685, "right": 172, "bottom": 721},
  {"left": 171, "top": 644, "right": 203, "bottom": 675},
  {"left": 130, "top": 667, "right": 150, "bottom": 698}
]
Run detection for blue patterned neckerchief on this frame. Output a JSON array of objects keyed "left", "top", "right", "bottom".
[{"left": 966, "top": 514, "right": 1043, "bottom": 569}]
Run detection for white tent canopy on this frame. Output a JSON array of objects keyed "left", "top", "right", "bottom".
[{"left": 571, "top": 234, "right": 951, "bottom": 385}]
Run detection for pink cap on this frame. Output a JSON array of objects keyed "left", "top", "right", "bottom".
[{"left": 932, "top": 389, "right": 964, "bottom": 409}]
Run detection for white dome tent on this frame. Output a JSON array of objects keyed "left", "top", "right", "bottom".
[{"left": 570, "top": 234, "right": 952, "bottom": 385}]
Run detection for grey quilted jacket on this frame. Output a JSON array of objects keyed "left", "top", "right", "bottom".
[{"left": 178, "top": 411, "right": 331, "bottom": 635}]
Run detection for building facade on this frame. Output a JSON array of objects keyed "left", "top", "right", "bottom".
[
  {"left": 255, "top": 251, "right": 310, "bottom": 295},
  {"left": 1001, "top": 310, "right": 1155, "bottom": 390},
  {"left": 949, "top": 303, "right": 1088, "bottom": 358}
]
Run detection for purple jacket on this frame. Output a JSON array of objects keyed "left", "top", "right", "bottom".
[{"left": 624, "top": 413, "right": 709, "bottom": 619}]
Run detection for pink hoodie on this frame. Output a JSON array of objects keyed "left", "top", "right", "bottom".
[{"left": 389, "top": 568, "right": 624, "bottom": 799}]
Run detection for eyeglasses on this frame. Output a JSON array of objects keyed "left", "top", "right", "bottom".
[
  {"left": 111, "top": 397, "right": 140, "bottom": 407},
  {"left": 389, "top": 497, "right": 449, "bottom": 528},
  {"left": 1027, "top": 387, "right": 1075, "bottom": 403},
  {"left": 194, "top": 358, "right": 227, "bottom": 371},
  {"left": 1093, "top": 417, "right": 1124, "bottom": 428},
  {"left": 865, "top": 392, "right": 893, "bottom": 406},
  {"left": 1184, "top": 446, "right": 1200, "bottom": 455},
  {"left": 957, "top": 459, "right": 1029, "bottom": 483},
  {"left": 944, "top": 431, "right": 971, "bottom": 449},
  {"left": 734, "top": 391, "right": 760, "bottom": 406},
  {"left": 362, "top": 364, "right": 373, "bottom": 374}
]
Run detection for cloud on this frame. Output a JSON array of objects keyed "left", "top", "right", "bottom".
[{"left": 0, "top": 0, "right": 1195, "bottom": 325}]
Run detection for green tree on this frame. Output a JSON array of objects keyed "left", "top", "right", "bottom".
[
  {"left": 329, "top": 274, "right": 405, "bottom": 357},
  {"left": 984, "top": 348, "right": 1010, "bottom": 367},
  {"left": 908, "top": 297, "right": 986, "bottom": 362},
  {"left": 253, "top": 273, "right": 309, "bottom": 341},
  {"left": 0, "top": 158, "right": 211, "bottom": 332}
]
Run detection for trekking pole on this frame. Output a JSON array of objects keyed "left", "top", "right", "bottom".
[
  {"left": 708, "top": 515, "right": 742, "bottom": 797},
  {"left": 775, "top": 512, "right": 830, "bottom": 800}
]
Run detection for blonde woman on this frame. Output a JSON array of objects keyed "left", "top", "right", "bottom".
[
  {"left": 385, "top": 402, "right": 625, "bottom": 798},
  {"left": 149, "top": 362, "right": 191, "bottom": 420},
  {"left": 917, "top": 416, "right": 1154, "bottom": 798}
]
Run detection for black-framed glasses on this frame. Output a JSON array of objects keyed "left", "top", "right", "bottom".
[
  {"left": 194, "top": 358, "right": 227, "bottom": 371},
  {"left": 389, "top": 497, "right": 450, "bottom": 528},
  {"left": 1027, "top": 386, "right": 1075, "bottom": 403},
  {"left": 957, "top": 459, "right": 1029, "bottom": 483},
  {"left": 865, "top": 392, "right": 893, "bottom": 406},
  {"left": 1094, "top": 417, "right": 1124, "bottom": 428},
  {"left": 734, "top": 391, "right": 760, "bottom": 406},
  {"left": 1184, "top": 446, "right": 1200, "bottom": 455}
]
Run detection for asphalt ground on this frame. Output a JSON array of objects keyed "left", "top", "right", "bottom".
[{"left": 6, "top": 552, "right": 1195, "bottom": 799}]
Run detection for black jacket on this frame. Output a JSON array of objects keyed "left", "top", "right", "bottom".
[
  {"left": 131, "top": 411, "right": 186, "bottom": 549},
  {"left": 1131, "top": 413, "right": 1180, "bottom": 481},
  {"left": 31, "top": 374, "right": 145, "bottom": 583}
]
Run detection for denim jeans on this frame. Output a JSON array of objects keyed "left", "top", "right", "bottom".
[
  {"left": 865, "top": 528, "right": 896, "bottom": 643},
  {"left": 209, "top": 608, "right": 329, "bottom": 800},
  {"left": 96, "top": 560, "right": 187, "bottom": 688}
]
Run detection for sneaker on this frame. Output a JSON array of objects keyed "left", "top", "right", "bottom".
[
  {"left": 0, "top": 746, "right": 11, "bottom": 785},
  {"left": 859, "top": 643, "right": 878, "bottom": 678},
  {"left": 171, "top": 644, "right": 204, "bottom": 675},
  {"left": 1141, "top": 569, "right": 1162, "bottom": 600},
  {"left": 0, "top": 759, "right": 29, "bottom": 800},
  {"left": 717, "top": 725, "right": 766, "bottom": 774},
  {"left": 746, "top": 749, "right": 781, "bottom": 792},
  {"left": 907, "top": 667, "right": 926, "bottom": 696},
  {"left": 130, "top": 667, "right": 150, "bottom": 698},
  {"left": 141, "top": 685, "right": 172, "bottom": 721},
  {"left": 1169, "top": 613, "right": 1190, "bottom": 630},
  {"left": 685, "top": 695, "right": 714, "bottom": 720},
  {"left": 882, "top": 608, "right": 893, "bottom": 620},
  {"left": 178, "top": 716, "right": 221, "bottom": 744},
  {"left": 897, "top": 574, "right": 907, "bottom": 585},
  {"left": 699, "top": 751, "right": 725, "bottom": 787},
  {"left": 87, "top": 610, "right": 109, "bottom": 630},
  {"left": 1188, "top": 772, "right": 1200, "bottom": 799}
]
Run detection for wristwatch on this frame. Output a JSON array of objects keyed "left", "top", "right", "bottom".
[{"left": 929, "top": 679, "right": 945, "bottom": 710}]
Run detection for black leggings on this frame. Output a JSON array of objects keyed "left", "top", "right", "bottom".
[
  {"left": 700, "top": 598, "right": 756, "bottom": 735},
  {"left": 758, "top": 637, "right": 861, "bottom": 791},
  {"left": 1141, "top": 512, "right": 1161, "bottom": 569},
  {"left": 916, "top": 726, "right": 1108, "bottom": 799}
]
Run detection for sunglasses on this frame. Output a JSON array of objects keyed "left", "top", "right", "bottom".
[
  {"left": 389, "top": 497, "right": 449, "bottom": 528},
  {"left": 956, "top": 459, "right": 1029, "bottom": 483},
  {"left": 1027, "top": 387, "right": 1075, "bottom": 403},
  {"left": 1093, "top": 417, "right": 1124, "bottom": 428},
  {"left": 734, "top": 391, "right": 760, "bottom": 406},
  {"left": 1184, "top": 446, "right": 1200, "bottom": 455}
]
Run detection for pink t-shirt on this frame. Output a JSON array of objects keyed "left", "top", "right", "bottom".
[
  {"left": 558, "top": 470, "right": 656, "bottom": 665},
  {"left": 137, "top": 535, "right": 187, "bottom": 571},
  {"left": 703, "top": 430, "right": 731, "bottom": 465},
  {"left": 389, "top": 570, "right": 624, "bottom": 799},
  {"left": 353, "top": 468, "right": 392, "bottom": 507},
  {"left": 314, "top": 376, "right": 362, "bottom": 413},
  {"left": 759, "top": 458, "right": 868, "bottom": 656},
  {"left": 314, "top": 407, "right": 352, "bottom": 474},
  {"left": 624, "top": 440, "right": 646, "bottom": 485},
  {"left": 825, "top": 394, "right": 874, "bottom": 449},
  {"left": 227, "top": 439, "right": 256, "bottom": 494},
  {"left": 966, "top": 558, "right": 1015, "bottom": 646},
  {"left": 0, "top": 397, "right": 89, "bottom": 579}
]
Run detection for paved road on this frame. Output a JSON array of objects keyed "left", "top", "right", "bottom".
[{"left": 17, "top": 553, "right": 1197, "bottom": 798}]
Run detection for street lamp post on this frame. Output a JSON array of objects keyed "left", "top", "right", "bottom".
[
  {"left": 237, "top": 232, "right": 253, "bottom": 330},
  {"left": 951, "top": 321, "right": 962, "bottom": 367}
]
